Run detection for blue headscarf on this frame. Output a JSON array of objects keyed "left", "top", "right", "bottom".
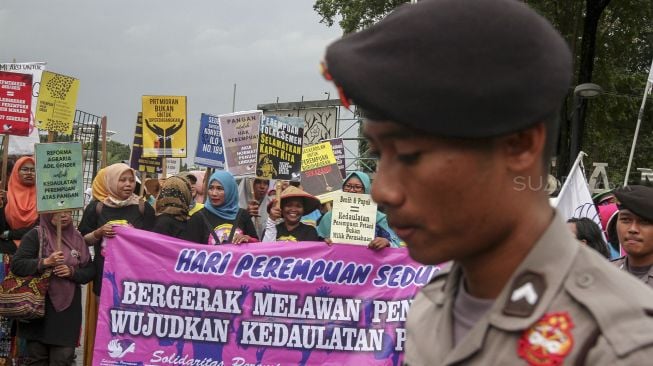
[{"left": 204, "top": 171, "right": 239, "bottom": 220}]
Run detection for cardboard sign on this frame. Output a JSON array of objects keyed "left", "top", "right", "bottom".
[
  {"left": 142, "top": 95, "right": 187, "bottom": 157},
  {"left": 220, "top": 110, "right": 261, "bottom": 177},
  {"left": 256, "top": 115, "right": 304, "bottom": 181},
  {"left": 35, "top": 71, "right": 80, "bottom": 134},
  {"left": 0, "top": 71, "right": 32, "bottom": 136},
  {"left": 301, "top": 142, "right": 343, "bottom": 196},
  {"left": 129, "top": 112, "right": 163, "bottom": 174},
  {"left": 0, "top": 62, "right": 46, "bottom": 155},
  {"left": 194, "top": 113, "right": 226, "bottom": 169},
  {"left": 327, "top": 138, "right": 347, "bottom": 178},
  {"left": 330, "top": 192, "right": 377, "bottom": 245},
  {"left": 35, "top": 142, "right": 84, "bottom": 212},
  {"left": 94, "top": 227, "right": 440, "bottom": 365},
  {"left": 165, "top": 158, "right": 180, "bottom": 177}
]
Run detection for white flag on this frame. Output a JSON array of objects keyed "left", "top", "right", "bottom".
[{"left": 554, "top": 152, "right": 600, "bottom": 225}]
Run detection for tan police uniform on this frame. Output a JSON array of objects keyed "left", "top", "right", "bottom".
[
  {"left": 405, "top": 215, "right": 653, "bottom": 365},
  {"left": 612, "top": 257, "right": 653, "bottom": 288}
]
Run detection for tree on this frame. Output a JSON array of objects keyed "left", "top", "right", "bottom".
[{"left": 314, "top": 0, "right": 653, "bottom": 184}]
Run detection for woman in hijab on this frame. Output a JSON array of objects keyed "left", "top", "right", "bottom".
[
  {"left": 78, "top": 163, "right": 154, "bottom": 297},
  {"left": 0, "top": 156, "right": 38, "bottom": 254},
  {"left": 152, "top": 175, "right": 192, "bottom": 238},
  {"left": 11, "top": 211, "right": 94, "bottom": 365},
  {"left": 185, "top": 171, "right": 258, "bottom": 245},
  {"left": 317, "top": 171, "right": 404, "bottom": 249}
]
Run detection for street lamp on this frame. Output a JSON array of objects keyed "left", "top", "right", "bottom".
[{"left": 567, "top": 83, "right": 603, "bottom": 171}]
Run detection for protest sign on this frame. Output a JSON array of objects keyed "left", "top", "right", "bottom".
[
  {"left": 256, "top": 116, "right": 303, "bottom": 181},
  {"left": 35, "top": 71, "right": 80, "bottom": 134},
  {"left": 166, "top": 158, "right": 180, "bottom": 177},
  {"left": 194, "top": 113, "right": 225, "bottom": 169},
  {"left": 142, "top": 96, "right": 187, "bottom": 158},
  {"left": 129, "top": 113, "right": 163, "bottom": 174},
  {"left": 0, "top": 62, "right": 46, "bottom": 155},
  {"left": 327, "top": 138, "right": 346, "bottom": 178},
  {"left": 300, "top": 142, "right": 343, "bottom": 196},
  {"left": 220, "top": 110, "right": 261, "bottom": 177},
  {"left": 330, "top": 192, "right": 378, "bottom": 245},
  {"left": 94, "top": 226, "right": 438, "bottom": 365},
  {"left": 0, "top": 71, "right": 32, "bottom": 136},
  {"left": 264, "top": 106, "right": 337, "bottom": 145},
  {"left": 35, "top": 142, "right": 84, "bottom": 212}
]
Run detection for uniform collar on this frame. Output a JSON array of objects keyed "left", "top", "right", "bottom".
[{"left": 488, "top": 212, "right": 579, "bottom": 331}]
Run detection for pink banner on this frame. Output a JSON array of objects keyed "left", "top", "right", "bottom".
[{"left": 94, "top": 227, "right": 440, "bottom": 366}]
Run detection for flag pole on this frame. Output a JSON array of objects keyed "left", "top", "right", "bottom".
[{"left": 624, "top": 57, "right": 653, "bottom": 186}]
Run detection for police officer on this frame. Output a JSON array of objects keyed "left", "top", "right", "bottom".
[
  {"left": 323, "top": 0, "right": 653, "bottom": 364},
  {"left": 612, "top": 185, "right": 653, "bottom": 286}
]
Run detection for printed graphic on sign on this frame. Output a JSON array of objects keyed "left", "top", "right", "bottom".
[
  {"left": 35, "top": 142, "right": 84, "bottom": 212},
  {"left": 34, "top": 71, "right": 79, "bottom": 134},
  {"left": 266, "top": 106, "right": 337, "bottom": 145},
  {"left": 220, "top": 110, "right": 261, "bottom": 177},
  {"left": 129, "top": 113, "right": 163, "bottom": 174},
  {"left": 0, "top": 71, "right": 32, "bottom": 136},
  {"left": 330, "top": 192, "right": 378, "bottom": 245},
  {"left": 142, "top": 95, "right": 187, "bottom": 158},
  {"left": 94, "top": 226, "right": 440, "bottom": 365},
  {"left": 327, "top": 138, "right": 347, "bottom": 178},
  {"left": 194, "top": 113, "right": 226, "bottom": 169},
  {"left": 256, "top": 115, "right": 303, "bottom": 181},
  {"left": 301, "top": 142, "right": 343, "bottom": 196},
  {"left": 0, "top": 62, "right": 47, "bottom": 155}
]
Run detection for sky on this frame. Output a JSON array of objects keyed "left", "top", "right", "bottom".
[{"left": 1, "top": 0, "right": 343, "bottom": 161}]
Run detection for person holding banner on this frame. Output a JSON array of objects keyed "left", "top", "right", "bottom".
[
  {"left": 152, "top": 175, "right": 193, "bottom": 238},
  {"left": 185, "top": 171, "right": 258, "bottom": 245},
  {"left": 11, "top": 211, "right": 94, "bottom": 366},
  {"left": 78, "top": 163, "right": 154, "bottom": 297},
  {"left": 238, "top": 178, "right": 271, "bottom": 238},
  {"left": 323, "top": 0, "right": 653, "bottom": 363},
  {"left": 0, "top": 157, "right": 38, "bottom": 254},
  {"left": 263, "top": 186, "right": 322, "bottom": 242},
  {"left": 317, "top": 171, "right": 403, "bottom": 249},
  {"left": 178, "top": 172, "right": 204, "bottom": 216}
]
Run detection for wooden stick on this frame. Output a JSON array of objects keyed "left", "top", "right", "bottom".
[
  {"left": 47, "top": 131, "right": 56, "bottom": 143},
  {"left": 275, "top": 180, "right": 282, "bottom": 209},
  {"left": 56, "top": 214, "right": 62, "bottom": 251},
  {"left": 139, "top": 171, "right": 146, "bottom": 197},
  {"left": 1, "top": 134, "right": 9, "bottom": 192},
  {"left": 203, "top": 167, "right": 212, "bottom": 198},
  {"left": 162, "top": 157, "right": 167, "bottom": 179},
  {"left": 249, "top": 178, "right": 259, "bottom": 228}
]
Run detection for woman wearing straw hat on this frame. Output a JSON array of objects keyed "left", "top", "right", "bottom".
[{"left": 262, "top": 186, "right": 322, "bottom": 242}]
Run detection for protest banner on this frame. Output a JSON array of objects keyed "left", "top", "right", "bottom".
[
  {"left": 0, "top": 62, "right": 46, "bottom": 155},
  {"left": 194, "top": 113, "right": 225, "bottom": 169},
  {"left": 34, "top": 142, "right": 84, "bottom": 212},
  {"left": 264, "top": 106, "right": 338, "bottom": 145},
  {"left": 142, "top": 96, "right": 187, "bottom": 158},
  {"left": 256, "top": 115, "right": 304, "bottom": 181},
  {"left": 553, "top": 152, "right": 600, "bottom": 224},
  {"left": 94, "top": 226, "right": 437, "bottom": 365},
  {"left": 166, "top": 158, "right": 180, "bottom": 177},
  {"left": 0, "top": 71, "right": 32, "bottom": 136},
  {"left": 300, "top": 142, "right": 343, "bottom": 196},
  {"left": 35, "top": 71, "right": 80, "bottom": 134},
  {"left": 330, "top": 192, "right": 378, "bottom": 245},
  {"left": 220, "top": 110, "right": 261, "bottom": 177},
  {"left": 129, "top": 112, "right": 163, "bottom": 174},
  {"left": 326, "top": 138, "right": 346, "bottom": 178}
]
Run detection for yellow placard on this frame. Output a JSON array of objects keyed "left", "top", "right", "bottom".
[
  {"left": 301, "top": 141, "right": 337, "bottom": 171},
  {"left": 35, "top": 71, "right": 80, "bottom": 134},
  {"left": 142, "top": 95, "right": 187, "bottom": 158}
]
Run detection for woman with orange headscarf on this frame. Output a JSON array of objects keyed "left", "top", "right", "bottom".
[
  {"left": 0, "top": 156, "right": 38, "bottom": 364},
  {"left": 0, "top": 156, "right": 38, "bottom": 254}
]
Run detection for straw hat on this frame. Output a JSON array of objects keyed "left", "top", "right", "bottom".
[
  {"left": 144, "top": 178, "right": 162, "bottom": 195},
  {"left": 268, "top": 186, "right": 320, "bottom": 213}
]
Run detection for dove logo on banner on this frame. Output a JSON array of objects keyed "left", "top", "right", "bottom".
[
  {"left": 553, "top": 152, "right": 600, "bottom": 225},
  {"left": 107, "top": 338, "right": 136, "bottom": 359}
]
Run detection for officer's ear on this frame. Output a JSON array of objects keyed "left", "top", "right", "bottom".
[{"left": 497, "top": 122, "right": 546, "bottom": 174}]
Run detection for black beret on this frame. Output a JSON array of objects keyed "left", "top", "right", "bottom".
[
  {"left": 614, "top": 185, "right": 653, "bottom": 223},
  {"left": 324, "top": 0, "right": 573, "bottom": 138}
]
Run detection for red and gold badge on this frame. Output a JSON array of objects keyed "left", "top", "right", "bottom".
[{"left": 517, "top": 312, "right": 574, "bottom": 366}]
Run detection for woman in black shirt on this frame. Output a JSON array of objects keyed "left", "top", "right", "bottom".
[
  {"left": 185, "top": 171, "right": 257, "bottom": 245},
  {"left": 263, "top": 186, "right": 321, "bottom": 242}
]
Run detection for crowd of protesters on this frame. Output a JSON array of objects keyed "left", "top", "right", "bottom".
[{"left": 0, "top": 153, "right": 652, "bottom": 364}]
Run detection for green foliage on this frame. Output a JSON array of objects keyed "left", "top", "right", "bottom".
[{"left": 103, "top": 140, "right": 131, "bottom": 165}]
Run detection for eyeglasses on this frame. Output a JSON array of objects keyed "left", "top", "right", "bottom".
[
  {"left": 19, "top": 167, "right": 36, "bottom": 173},
  {"left": 343, "top": 184, "right": 364, "bottom": 191}
]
